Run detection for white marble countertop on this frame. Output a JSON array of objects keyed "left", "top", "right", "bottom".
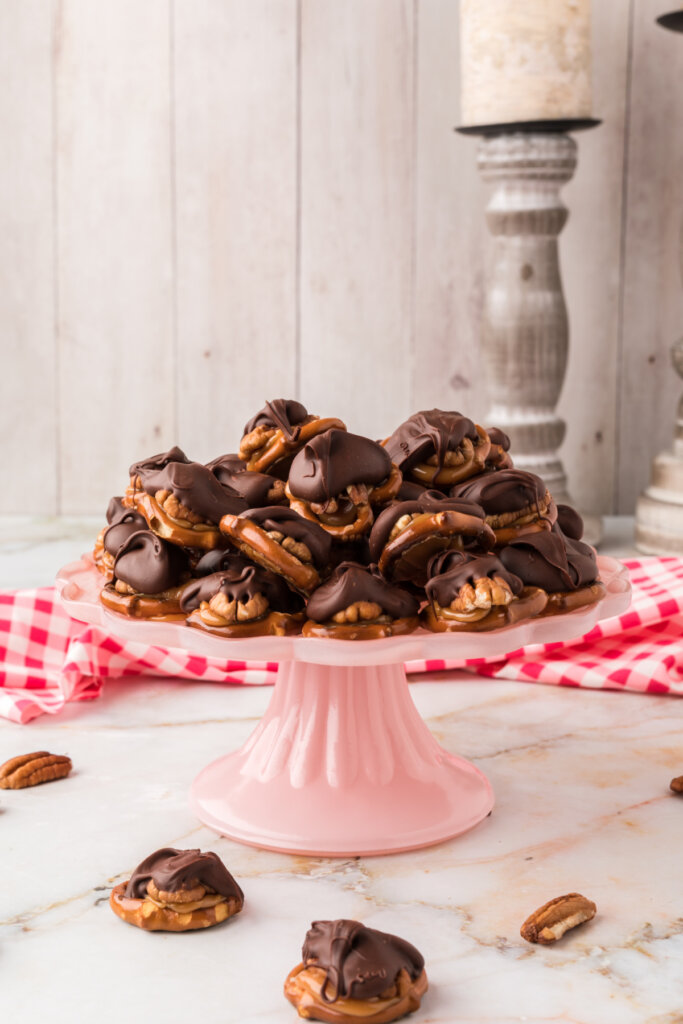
[{"left": 2, "top": 516, "right": 683, "bottom": 1024}]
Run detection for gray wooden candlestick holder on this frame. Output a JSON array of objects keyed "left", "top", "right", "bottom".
[
  {"left": 474, "top": 130, "right": 601, "bottom": 545},
  {"left": 635, "top": 225, "right": 683, "bottom": 554},
  {"left": 634, "top": 10, "right": 683, "bottom": 554}
]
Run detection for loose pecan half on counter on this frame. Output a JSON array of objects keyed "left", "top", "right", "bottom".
[
  {"left": 520, "top": 893, "right": 597, "bottom": 945},
  {"left": 0, "top": 751, "right": 72, "bottom": 789}
]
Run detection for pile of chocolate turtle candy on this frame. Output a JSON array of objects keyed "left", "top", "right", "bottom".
[{"left": 93, "top": 400, "right": 603, "bottom": 638}]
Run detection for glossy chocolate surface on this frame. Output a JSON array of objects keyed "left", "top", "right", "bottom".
[
  {"left": 288, "top": 429, "right": 392, "bottom": 503},
  {"left": 369, "top": 494, "right": 487, "bottom": 563},
  {"left": 556, "top": 504, "right": 584, "bottom": 541},
  {"left": 207, "top": 453, "right": 283, "bottom": 507},
  {"left": 180, "top": 563, "right": 303, "bottom": 615},
  {"left": 426, "top": 550, "right": 523, "bottom": 605},
  {"left": 302, "top": 919, "right": 424, "bottom": 1002},
  {"left": 451, "top": 468, "right": 547, "bottom": 514},
  {"left": 487, "top": 427, "right": 510, "bottom": 452},
  {"left": 132, "top": 450, "right": 247, "bottom": 524},
  {"left": 192, "top": 547, "right": 254, "bottom": 578},
  {"left": 305, "top": 562, "right": 418, "bottom": 622},
  {"left": 124, "top": 847, "right": 243, "bottom": 901},
  {"left": 129, "top": 446, "right": 190, "bottom": 479},
  {"left": 243, "top": 399, "right": 309, "bottom": 439},
  {"left": 384, "top": 409, "right": 479, "bottom": 473},
  {"left": 102, "top": 511, "right": 147, "bottom": 557},
  {"left": 499, "top": 530, "right": 598, "bottom": 592},
  {"left": 113, "top": 531, "right": 188, "bottom": 594},
  {"left": 106, "top": 496, "right": 132, "bottom": 525},
  {"left": 394, "top": 481, "right": 444, "bottom": 502}
]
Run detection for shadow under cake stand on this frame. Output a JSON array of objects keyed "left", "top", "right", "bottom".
[{"left": 57, "top": 556, "right": 630, "bottom": 857}]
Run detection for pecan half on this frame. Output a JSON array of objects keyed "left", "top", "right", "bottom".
[
  {"left": 0, "top": 751, "right": 72, "bottom": 790},
  {"left": 670, "top": 776, "right": 683, "bottom": 793},
  {"left": 520, "top": 893, "right": 596, "bottom": 944}
]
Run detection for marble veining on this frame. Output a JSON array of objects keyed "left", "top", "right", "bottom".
[{"left": 2, "top": 516, "right": 683, "bottom": 1023}]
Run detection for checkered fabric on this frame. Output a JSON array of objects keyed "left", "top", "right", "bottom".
[{"left": 0, "top": 559, "right": 680, "bottom": 725}]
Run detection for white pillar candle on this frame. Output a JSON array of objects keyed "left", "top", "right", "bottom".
[{"left": 460, "top": 0, "right": 592, "bottom": 127}]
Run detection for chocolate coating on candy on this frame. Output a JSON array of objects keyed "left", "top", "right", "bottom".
[
  {"left": 305, "top": 563, "right": 418, "bottom": 623},
  {"left": 129, "top": 446, "right": 190, "bottom": 479},
  {"left": 103, "top": 511, "right": 147, "bottom": 557},
  {"left": 133, "top": 451, "right": 247, "bottom": 524},
  {"left": 288, "top": 430, "right": 393, "bottom": 504},
  {"left": 125, "top": 847, "right": 243, "bottom": 902},
  {"left": 180, "top": 563, "right": 303, "bottom": 615},
  {"left": 384, "top": 409, "right": 479, "bottom": 474},
  {"left": 500, "top": 531, "right": 598, "bottom": 592},
  {"left": 106, "top": 496, "right": 132, "bottom": 525},
  {"left": 369, "top": 494, "right": 488, "bottom": 563},
  {"left": 451, "top": 468, "right": 547, "bottom": 515},
  {"left": 114, "top": 531, "right": 188, "bottom": 594},
  {"left": 556, "top": 504, "right": 584, "bottom": 541},
  {"left": 193, "top": 548, "right": 253, "bottom": 578},
  {"left": 302, "top": 919, "right": 424, "bottom": 1002},
  {"left": 207, "top": 453, "right": 283, "bottom": 507},
  {"left": 237, "top": 506, "right": 332, "bottom": 568},
  {"left": 243, "top": 399, "right": 309, "bottom": 440},
  {"left": 487, "top": 427, "right": 510, "bottom": 452},
  {"left": 426, "top": 550, "right": 523, "bottom": 606},
  {"left": 395, "top": 481, "right": 444, "bottom": 502}
]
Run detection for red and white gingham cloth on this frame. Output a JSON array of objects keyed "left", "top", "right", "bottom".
[{"left": 1, "top": 559, "right": 682, "bottom": 725}]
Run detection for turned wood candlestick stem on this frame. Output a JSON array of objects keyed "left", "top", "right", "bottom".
[{"left": 477, "top": 132, "right": 576, "bottom": 502}]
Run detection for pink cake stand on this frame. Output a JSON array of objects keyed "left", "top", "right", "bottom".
[{"left": 57, "top": 555, "right": 630, "bottom": 857}]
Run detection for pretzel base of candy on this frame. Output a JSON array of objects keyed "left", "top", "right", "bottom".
[
  {"left": 109, "top": 883, "right": 242, "bottom": 932},
  {"left": 378, "top": 510, "right": 496, "bottom": 585},
  {"left": 542, "top": 580, "right": 606, "bottom": 615},
  {"left": 368, "top": 464, "right": 403, "bottom": 507},
  {"left": 220, "top": 514, "right": 321, "bottom": 595},
  {"left": 93, "top": 530, "right": 115, "bottom": 579},
  {"left": 302, "top": 616, "right": 419, "bottom": 641},
  {"left": 186, "top": 608, "right": 303, "bottom": 638},
  {"left": 407, "top": 424, "right": 491, "bottom": 487},
  {"left": 242, "top": 416, "right": 346, "bottom": 475},
  {"left": 287, "top": 487, "right": 374, "bottom": 541},
  {"left": 422, "top": 586, "right": 548, "bottom": 633},
  {"left": 131, "top": 489, "right": 222, "bottom": 551},
  {"left": 100, "top": 583, "right": 188, "bottom": 621},
  {"left": 490, "top": 499, "right": 558, "bottom": 547},
  {"left": 284, "top": 963, "right": 428, "bottom": 1024}
]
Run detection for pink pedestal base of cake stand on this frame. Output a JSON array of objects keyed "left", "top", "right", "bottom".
[
  {"left": 57, "top": 555, "right": 631, "bottom": 857},
  {"left": 190, "top": 659, "right": 493, "bottom": 857}
]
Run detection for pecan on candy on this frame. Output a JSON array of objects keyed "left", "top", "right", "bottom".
[{"left": 0, "top": 751, "right": 72, "bottom": 790}]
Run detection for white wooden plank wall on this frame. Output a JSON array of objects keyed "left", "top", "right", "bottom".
[
  {"left": 1, "top": 0, "right": 682, "bottom": 516},
  {"left": 0, "top": 1, "right": 57, "bottom": 514},
  {"left": 174, "top": 0, "right": 298, "bottom": 462},
  {"left": 56, "top": 0, "right": 175, "bottom": 513}
]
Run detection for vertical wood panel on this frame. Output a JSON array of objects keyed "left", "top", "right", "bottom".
[
  {"left": 414, "top": 0, "right": 489, "bottom": 423},
  {"left": 299, "top": 0, "right": 414, "bottom": 440},
  {"left": 174, "top": 0, "right": 298, "bottom": 461},
  {"left": 559, "top": 0, "right": 631, "bottom": 515},
  {"left": 617, "top": 0, "right": 683, "bottom": 512},
  {"left": 0, "top": 1, "right": 57, "bottom": 514},
  {"left": 57, "top": 0, "right": 174, "bottom": 514}
]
